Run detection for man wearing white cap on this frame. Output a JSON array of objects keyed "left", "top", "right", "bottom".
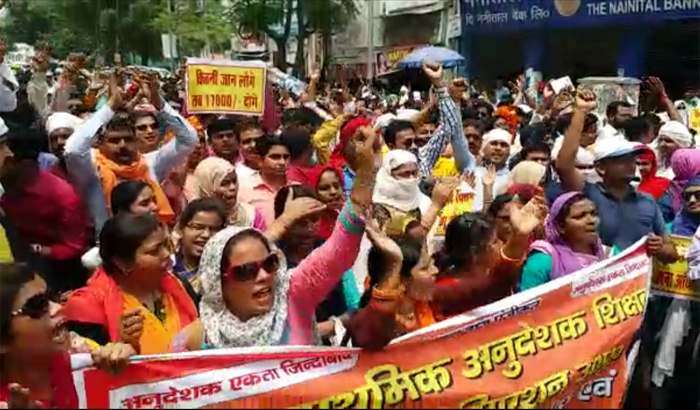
[
  {"left": 472, "top": 128, "right": 512, "bottom": 211},
  {"left": 556, "top": 89, "right": 677, "bottom": 262},
  {"left": 45, "top": 112, "right": 82, "bottom": 180},
  {"left": 654, "top": 120, "right": 694, "bottom": 179}
]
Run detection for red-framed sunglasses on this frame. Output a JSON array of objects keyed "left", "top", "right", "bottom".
[{"left": 224, "top": 254, "right": 279, "bottom": 282}]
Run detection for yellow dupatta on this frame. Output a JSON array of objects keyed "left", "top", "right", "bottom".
[{"left": 122, "top": 292, "right": 182, "bottom": 355}]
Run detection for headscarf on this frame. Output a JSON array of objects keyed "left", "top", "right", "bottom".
[
  {"left": 659, "top": 121, "right": 693, "bottom": 149},
  {"left": 671, "top": 175, "right": 700, "bottom": 236},
  {"left": 668, "top": 149, "right": 700, "bottom": 212},
  {"left": 306, "top": 165, "right": 345, "bottom": 240},
  {"left": 638, "top": 146, "right": 671, "bottom": 200},
  {"left": 530, "top": 192, "right": 606, "bottom": 280},
  {"left": 373, "top": 150, "right": 422, "bottom": 212},
  {"left": 199, "top": 227, "right": 291, "bottom": 348},
  {"left": 46, "top": 112, "right": 81, "bottom": 136},
  {"left": 190, "top": 157, "right": 235, "bottom": 199},
  {"left": 509, "top": 161, "right": 546, "bottom": 186},
  {"left": 328, "top": 117, "right": 370, "bottom": 169}
]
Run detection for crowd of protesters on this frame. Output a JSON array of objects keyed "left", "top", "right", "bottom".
[{"left": 0, "top": 37, "right": 699, "bottom": 408}]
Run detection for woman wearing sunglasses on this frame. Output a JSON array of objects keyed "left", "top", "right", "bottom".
[
  {"left": 0, "top": 263, "right": 136, "bottom": 408},
  {"left": 64, "top": 213, "right": 198, "bottom": 355},
  {"left": 172, "top": 124, "right": 379, "bottom": 350}
]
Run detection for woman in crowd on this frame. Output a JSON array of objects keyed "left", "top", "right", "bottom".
[
  {"left": 350, "top": 193, "right": 547, "bottom": 350},
  {"left": 486, "top": 193, "right": 521, "bottom": 245},
  {"left": 305, "top": 165, "right": 345, "bottom": 240},
  {"left": 658, "top": 148, "right": 700, "bottom": 222},
  {"left": 373, "top": 150, "right": 431, "bottom": 237},
  {"left": 171, "top": 125, "right": 378, "bottom": 350},
  {"left": 64, "top": 213, "right": 198, "bottom": 354},
  {"left": 520, "top": 192, "right": 612, "bottom": 291},
  {"left": 667, "top": 175, "right": 700, "bottom": 236},
  {"left": 190, "top": 157, "right": 266, "bottom": 230},
  {"left": 173, "top": 199, "right": 227, "bottom": 303},
  {"left": 349, "top": 228, "right": 438, "bottom": 350},
  {"left": 432, "top": 193, "right": 547, "bottom": 319},
  {"left": 0, "top": 262, "right": 136, "bottom": 408},
  {"left": 110, "top": 180, "right": 158, "bottom": 216},
  {"left": 271, "top": 185, "right": 357, "bottom": 344},
  {"left": 82, "top": 180, "right": 159, "bottom": 270},
  {"left": 637, "top": 146, "right": 671, "bottom": 200}
]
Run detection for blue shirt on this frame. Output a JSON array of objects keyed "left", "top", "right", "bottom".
[{"left": 583, "top": 182, "right": 665, "bottom": 250}]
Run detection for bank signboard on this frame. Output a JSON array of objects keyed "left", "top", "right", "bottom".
[{"left": 461, "top": 0, "right": 700, "bottom": 31}]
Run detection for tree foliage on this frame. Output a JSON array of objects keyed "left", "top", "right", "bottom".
[{"left": 2, "top": 0, "right": 232, "bottom": 64}]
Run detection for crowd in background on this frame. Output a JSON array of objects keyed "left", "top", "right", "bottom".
[{"left": 0, "top": 37, "right": 699, "bottom": 408}]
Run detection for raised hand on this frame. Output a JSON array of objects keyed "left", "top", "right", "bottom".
[
  {"left": 575, "top": 88, "right": 598, "bottom": 113},
  {"left": 108, "top": 71, "right": 124, "bottom": 110},
  {"left": 647, "top": 77, "right": 667, "bottom": 99},
  {"left": 352, "top": 125, "right": 381, "bottom": 175},
  {"left": 432, "top": 177, "right": 460, "bottom": 207},
  {"left": 282, "top": 189, "right": 327, "bottom": 223},
  {"left": 509, "top": 193, "right": 548, "bottom": 236},
  {"left": 483, "top": 164, "right": 497, "bottom": 187},
  {"left": 366, "top": 218, "right": 403, "bottom": 266},
  {"left": 422, "top": 60, "right": 444, "bottom": 86},
  {"left": 463, "top": 171, "right": 476, "bottom": 190}
]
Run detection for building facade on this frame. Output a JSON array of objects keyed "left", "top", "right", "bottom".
[
  {"left": 459, "top": 0, "right": 700, "bottom": 94},
  {"left": 332, "top": 0, "right": 462, "bottom": 79}
]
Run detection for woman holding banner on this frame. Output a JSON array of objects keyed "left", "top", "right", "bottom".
[
  {"left": 520, "top": 192, "right": 613, "bottom": 291},
  {"left": 171, "top": 122, "right": 379, "bottom": 350},
  {"left": 63, "top": 213, "right": 198, "bottom": 355}
]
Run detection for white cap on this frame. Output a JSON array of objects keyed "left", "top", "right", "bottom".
[
  {"left": 593, "top": 139, "right": 645, "bottom": 162},
  {"left": 659, "top": 120, "right": 693, "bottom": 148},
  {"left": 373, "top": 113, "right": 397, "bottom": 132}
]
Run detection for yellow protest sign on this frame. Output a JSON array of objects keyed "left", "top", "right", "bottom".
[
  {"left": 186, "top": 58, "right": 266, "bottom": 116},
  {"left": 652, "top": 235, "right": 699, "bottom": 301},
  {"left": 690, "top": 108, "right": 700, "bottom": 135}
]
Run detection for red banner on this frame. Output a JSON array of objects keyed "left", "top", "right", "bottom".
[{"left": 70, "top": 239, "right": 651, "bottom": 409}]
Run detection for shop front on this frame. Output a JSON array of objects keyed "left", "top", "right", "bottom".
[{"left": 460, "top": 0, "right": 700, "bottom": 94}]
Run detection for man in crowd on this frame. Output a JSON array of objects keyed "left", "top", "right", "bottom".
[{"left": 65, "top": 73, "right": 198, "bottom": 230}]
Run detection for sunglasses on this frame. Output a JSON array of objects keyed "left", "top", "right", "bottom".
[
  {"left": 684, "top": 191, "right": 700, "bottom": 202},
  {"left": 11, "top": 293, "right": 50, "bottom": 320},
  {"left": 224, "top": 254, "right": 279, "bottom": 282}
]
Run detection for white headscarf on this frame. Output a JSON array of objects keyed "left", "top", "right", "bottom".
[
  {"left": 46, "top": 112, "right": 81, "bottom": 135},
  {"left": 199, "top": 226, "right": 291, "bottom": 348},
  {"left": 373, "top": 150, "right": 423, "bottom": 212},
  {"left": 659, "top": 121, "right": 693, "bottom": 148}
]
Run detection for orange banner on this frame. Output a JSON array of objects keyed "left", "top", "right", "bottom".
[
  {"left": 69, "top": 239, "right": 651, "bottom": 409},
  {"left": 186, "top": 58, "right": 266, "bottom": 116}
]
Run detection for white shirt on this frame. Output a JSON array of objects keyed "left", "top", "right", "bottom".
[{"left": 0, "top": 62, "right": 18, "bottom": 113}]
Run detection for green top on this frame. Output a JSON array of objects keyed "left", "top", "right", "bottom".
[
  {"left": 519, "top": 246, "right": 622, "bottom": 292},
  {"left": 519, "top": 252, "right": 553, "bottom": 292}
]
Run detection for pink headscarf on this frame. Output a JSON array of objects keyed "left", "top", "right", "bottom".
[{"left": 669, "top": 149, "right": 700, "bottom": 212}]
